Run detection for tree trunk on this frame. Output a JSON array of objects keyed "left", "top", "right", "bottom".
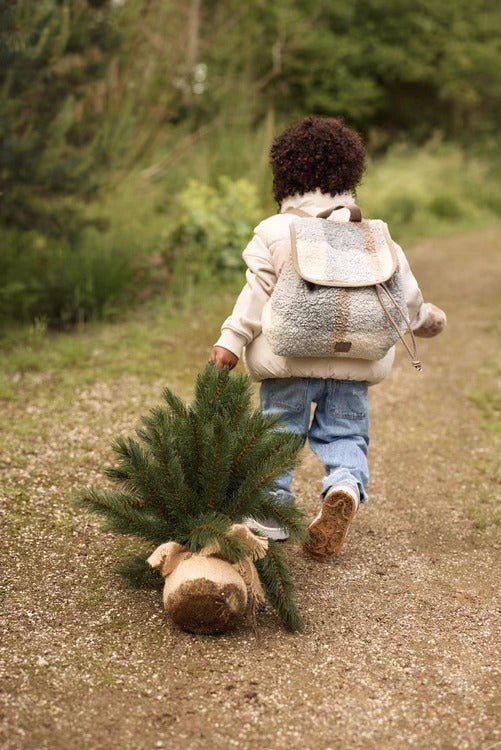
[{"left": 184, "top": 0, "right": 202, "bottom": 107}]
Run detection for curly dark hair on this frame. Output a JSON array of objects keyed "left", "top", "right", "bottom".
[{"left": 270, "top": 116, "right": 366, "bottom": 204}]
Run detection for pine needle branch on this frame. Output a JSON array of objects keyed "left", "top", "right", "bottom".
[
  {"left": 177, "top": 512, "right": 248, "bottom": 563},
  {"left": 116, "top": 555, "right": 164, "bottom": 589},
  {"left": 255, "top": 541, "right": 304, "bottom": 633},
  {"left": 162, "top": 387, "right": 188, "bottom": 418},
  {"left": 77, "top": 489, "right": 173, "bottom": 544},
  {"left": 226, "top": 435, "right": 304, "bottom": 518},
  {"left": 109, "top": 435, "right": 168, "bottom": 508}
]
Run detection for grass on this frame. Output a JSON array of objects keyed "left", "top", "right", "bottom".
[
  {"left": 2, "top": 137, "right": 501, "bottom": 329},
  {"left": 466, "top": 331, "right": 501, "bottom": 528},
  {"left": 467, "top": 311, "right": 501, "bottom": 433},
  {"left": 469, "top": 491, "right": 501, "bottom": 530},
  {"left": 470, "top": 387, "right": 501, "bottom": 429},
  {"left": 0, "top": 283, "right": 240, "bottom": 406},
  {"left": 469, "top": 357, "right": 501, "bottom": 435},
  {"left": 1, "top": 141, "right": 501, "bottom": 458},
  {"left": 2, "top": 141, "right": 501, "bottom": 404},
  {"left": 109, "top": 138, "right": 501, "bottom": 260},
  {"left": 359, "top": 142, "right": 501, "bottom": 244}
]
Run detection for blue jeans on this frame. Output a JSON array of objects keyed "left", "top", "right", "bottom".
[{"left": 260, "top": 377, "right": 369, "bottom": 506}]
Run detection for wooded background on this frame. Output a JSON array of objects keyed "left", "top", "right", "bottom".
[{"left": 1, "top": 0, "right": 500, "bottom": 327}]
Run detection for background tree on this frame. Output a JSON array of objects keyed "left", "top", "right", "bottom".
[
  {"left": 1, "top": 0, "right": 500, "bottom": 328},
  {"left": 0, "top": 0, "right": 121, "bottom": 238}
]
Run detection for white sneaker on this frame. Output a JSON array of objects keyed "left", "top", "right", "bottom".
[
  {"left": 244, "top": 517, "right": 290, "bottom": 542},
  {"left": 304, "top": 484, "right": 359, "bottom": 559}
]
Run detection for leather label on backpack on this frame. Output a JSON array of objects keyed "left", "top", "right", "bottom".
[{"left": 334, "top": 341, "right": 352, "bottom": 353}]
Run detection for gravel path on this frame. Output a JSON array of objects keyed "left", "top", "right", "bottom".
[{"left": 1, "top": 229, "right": 500, "bottom": 750}]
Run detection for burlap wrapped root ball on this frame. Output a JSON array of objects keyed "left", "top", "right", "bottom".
[{"left": 147, "top": 525, "right": 269, "bottom": 635}]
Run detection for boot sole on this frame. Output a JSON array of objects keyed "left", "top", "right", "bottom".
[{"left": 304, "top": 490, "right": 357, "bottom": 560}]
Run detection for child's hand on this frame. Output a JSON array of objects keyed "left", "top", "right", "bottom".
[
  {"left": 209, "top": 346, "right": 239, "bottom": 371},
  {"left": 414, "top": 303, "right": 447, "bottom": 338}
]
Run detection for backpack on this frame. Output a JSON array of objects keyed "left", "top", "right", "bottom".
[{"left": 261, "top": 205, "right": 422, "bottom": 370}]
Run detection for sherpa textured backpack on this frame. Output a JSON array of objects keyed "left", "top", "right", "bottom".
[{"left": 261, "top": 205, "right": 422, "bottom": 370}]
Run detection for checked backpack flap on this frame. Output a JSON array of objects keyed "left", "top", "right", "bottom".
[{"left": 261, "top": 206, "right": 422, "bottom": 370}]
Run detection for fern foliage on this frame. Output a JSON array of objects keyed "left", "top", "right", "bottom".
[{"left": 78, "top": 364, "right": 305, "bottom": 631}]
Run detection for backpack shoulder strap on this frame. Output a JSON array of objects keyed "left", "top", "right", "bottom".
[
  {"left": 284, "top": 207, "right": 313, "bottom": 218},
  {"left": 285, "top": 205, "right": 362, "bottom": 221}
]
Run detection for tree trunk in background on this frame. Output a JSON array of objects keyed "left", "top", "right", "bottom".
[{"left": 184, "top": 0, "right": 202, "bottom": 107}]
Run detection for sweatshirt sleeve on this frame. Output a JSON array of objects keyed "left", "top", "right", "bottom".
[
  {"left": 213, "top": 227, "right": 277, "bottom": 358},
  {"left": 394, "top": 242, "right": 432, "bottom": 330},
  {"left": 394, "top": 242, "right": 447, "bottom": 336}
]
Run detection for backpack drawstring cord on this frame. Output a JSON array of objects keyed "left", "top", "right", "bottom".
[{"left": 376, "top": 283, "right": 423, "bottom": 372}]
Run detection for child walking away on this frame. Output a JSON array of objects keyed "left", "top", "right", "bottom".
[{"left": 210, "top": 116, "right": 446, "bottom": 560}]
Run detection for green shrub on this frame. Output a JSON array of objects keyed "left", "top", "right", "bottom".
[
  {"left": 165, "top": 177, "right": 263, "bottom": 289},
  {"left": 0, "top": 175, "right": 263, "bottom": 327},
  {"left": 428, "top": 195, "right": 462, "bottom": 219},
  {"left": 0, "top": 229, "right": 136, "bottom": 327},
  {"left": 383, "top": 195, "right": 418, "bottom": 229},
  {"left": 3, "top": 142, "right": 501, "bottom": 329},
  {"left": 359, "top": 143, "right": 501, "bottom": 244}
]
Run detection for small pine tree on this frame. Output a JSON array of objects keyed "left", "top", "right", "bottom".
[{"left": 78, "top": 364, "right": 306, "bottom": 631}]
